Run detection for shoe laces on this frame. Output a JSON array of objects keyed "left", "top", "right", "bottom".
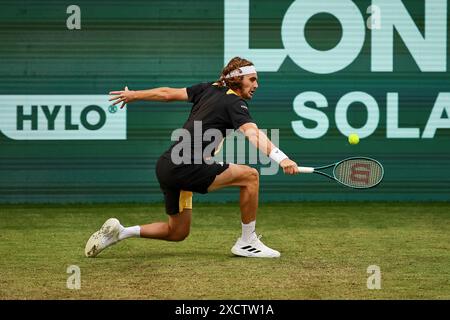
[{"left": 248, "top": 234, "right": 263, "bottom": 244}]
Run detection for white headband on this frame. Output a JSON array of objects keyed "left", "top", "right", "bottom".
[{"left": 224, "top": 66, "right": 257, "bottom": 79}]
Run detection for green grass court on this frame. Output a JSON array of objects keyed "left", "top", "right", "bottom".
[{"left": 0, "top": 202, "right": 449, "bottom": 299}]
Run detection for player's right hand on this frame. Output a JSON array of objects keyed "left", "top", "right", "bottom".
[
  {"left": 109, "top": 86, "right": 136, "bottom": 109},
  {"left": 280, "top": 158, "right": 299, "bottom": 175}
]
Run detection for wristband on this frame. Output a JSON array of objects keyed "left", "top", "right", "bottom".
[{"left": 269, "top": 148, "right": 288, "bottom": 164}]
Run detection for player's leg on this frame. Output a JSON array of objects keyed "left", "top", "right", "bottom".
[
  {"left": 207, "top": 164, "right": 280, "bottom": 258},
  {"left": 139, "top": 208, "right": 191, "bottom": 241},
  {"left": 122, "top": 189, "right": 192, "bottom": 241},
  {"left": 207, "top": 163, "right": 259, "bottom": 224},
  {"left": 85, "top": 190, "right": 192, "bottom": 257},
  {"left": 118, "top": 190, "right": 192, "bottom": 241}
]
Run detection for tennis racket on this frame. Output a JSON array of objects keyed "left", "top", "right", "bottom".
[{"left": 296, "top": 157, "right": 384, "bottom": 189}]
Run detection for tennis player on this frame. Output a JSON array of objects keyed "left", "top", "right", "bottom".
[{"left": 85, "top": 57, "right": 299, "bottom": 258}]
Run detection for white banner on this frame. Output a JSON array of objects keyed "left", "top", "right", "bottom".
[{"left": 0, "top": 95, "right": 126, "bottom": 140}]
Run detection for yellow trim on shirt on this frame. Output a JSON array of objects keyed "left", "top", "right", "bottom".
[{"left": 226, "top": 89, "right": 239, "bottom": 96}]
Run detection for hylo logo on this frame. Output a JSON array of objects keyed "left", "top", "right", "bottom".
[{"left": 0, "top": 95, "right": 126, "bottom": 140}]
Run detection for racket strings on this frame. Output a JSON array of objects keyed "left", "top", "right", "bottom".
[{"left": 334, "top": 159, "right": 383, "bottom": 188}]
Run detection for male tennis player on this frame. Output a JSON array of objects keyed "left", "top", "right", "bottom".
[{"left": 85, "top": 57, "right": 298, "bottom": 258}]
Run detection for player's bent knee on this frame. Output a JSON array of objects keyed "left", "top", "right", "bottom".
[
  {"left": 167, "top": 208, "right": 191, "bottom": 241},
  {"left": 168, "top": 229, "right": 190, "bottom": 242},
  {"left": 178, "top": 232, "right": 190, "bottom": 241},
  {"left": 251, "top": 168, "right": 259, "bottom": 180},
  {"left": 244, "top": 167, "right": 259, "bottom": 184},
  {"left": 167, "top": 223, "right": 190, "bottom": 242}
]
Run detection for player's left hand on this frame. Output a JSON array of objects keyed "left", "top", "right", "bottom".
[
  {"left": 109, "top": 86, "right": 136, "bottom": 109},
  {"left": 280, "top": 158, "right": 299, "bottom": 175}
]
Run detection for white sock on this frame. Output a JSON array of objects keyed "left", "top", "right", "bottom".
[
  {"left": 118, "top": 225, "right": 141, "bottom": 241},
  {"left": 241, "top": 220, "right": 256, "bottom": 242}
]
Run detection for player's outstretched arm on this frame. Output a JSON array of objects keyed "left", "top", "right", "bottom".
[
  {"left": 109, "top": 86, "right": 188, "bottom": 108},
  {"left": 239, "top": 122, "right": 299, "bottom": 175}
]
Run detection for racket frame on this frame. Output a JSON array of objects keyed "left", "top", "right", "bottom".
[{"left": 298, "top": 157, "right": 384, "bottom": 189}]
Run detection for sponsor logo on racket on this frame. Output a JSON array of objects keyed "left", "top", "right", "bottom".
[{"left": 350, "top": 163, "right": 371, "bottom": 185}]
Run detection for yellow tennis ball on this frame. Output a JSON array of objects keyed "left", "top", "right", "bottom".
[{"left": 348, "top": 133, "right": 360, "bottom": 145}]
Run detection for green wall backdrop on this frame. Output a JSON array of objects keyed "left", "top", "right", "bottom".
[{"left": 0, "top": 0, "right": 449, "bottom": 203}]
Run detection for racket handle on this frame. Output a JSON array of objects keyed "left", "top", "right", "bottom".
[{"left": 297, "top": 166, "right": 314, "bottom": 173}]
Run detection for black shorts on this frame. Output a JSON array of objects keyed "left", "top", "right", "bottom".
[{"left": 155, "top": 155, "right": 230, "bottom": 215}]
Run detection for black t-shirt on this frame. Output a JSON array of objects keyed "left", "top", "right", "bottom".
[{"left": 163, "top": 82, "right": 254, "bottom": 163}]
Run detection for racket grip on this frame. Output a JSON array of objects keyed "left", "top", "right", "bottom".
[{"left": 297, "top": 166, "right": 314, "bottom": 173}]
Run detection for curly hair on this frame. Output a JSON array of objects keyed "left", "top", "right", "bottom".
[{"left": 216, "top": 57, "right": 254, "bottom": 90}]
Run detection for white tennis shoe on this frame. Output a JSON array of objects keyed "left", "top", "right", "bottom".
[
  {"left": 231, "top": 234, "right": 280, "bottom": 258},
  {"left": 85, "top": 218, "right": 121, "bottom": 258}
]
